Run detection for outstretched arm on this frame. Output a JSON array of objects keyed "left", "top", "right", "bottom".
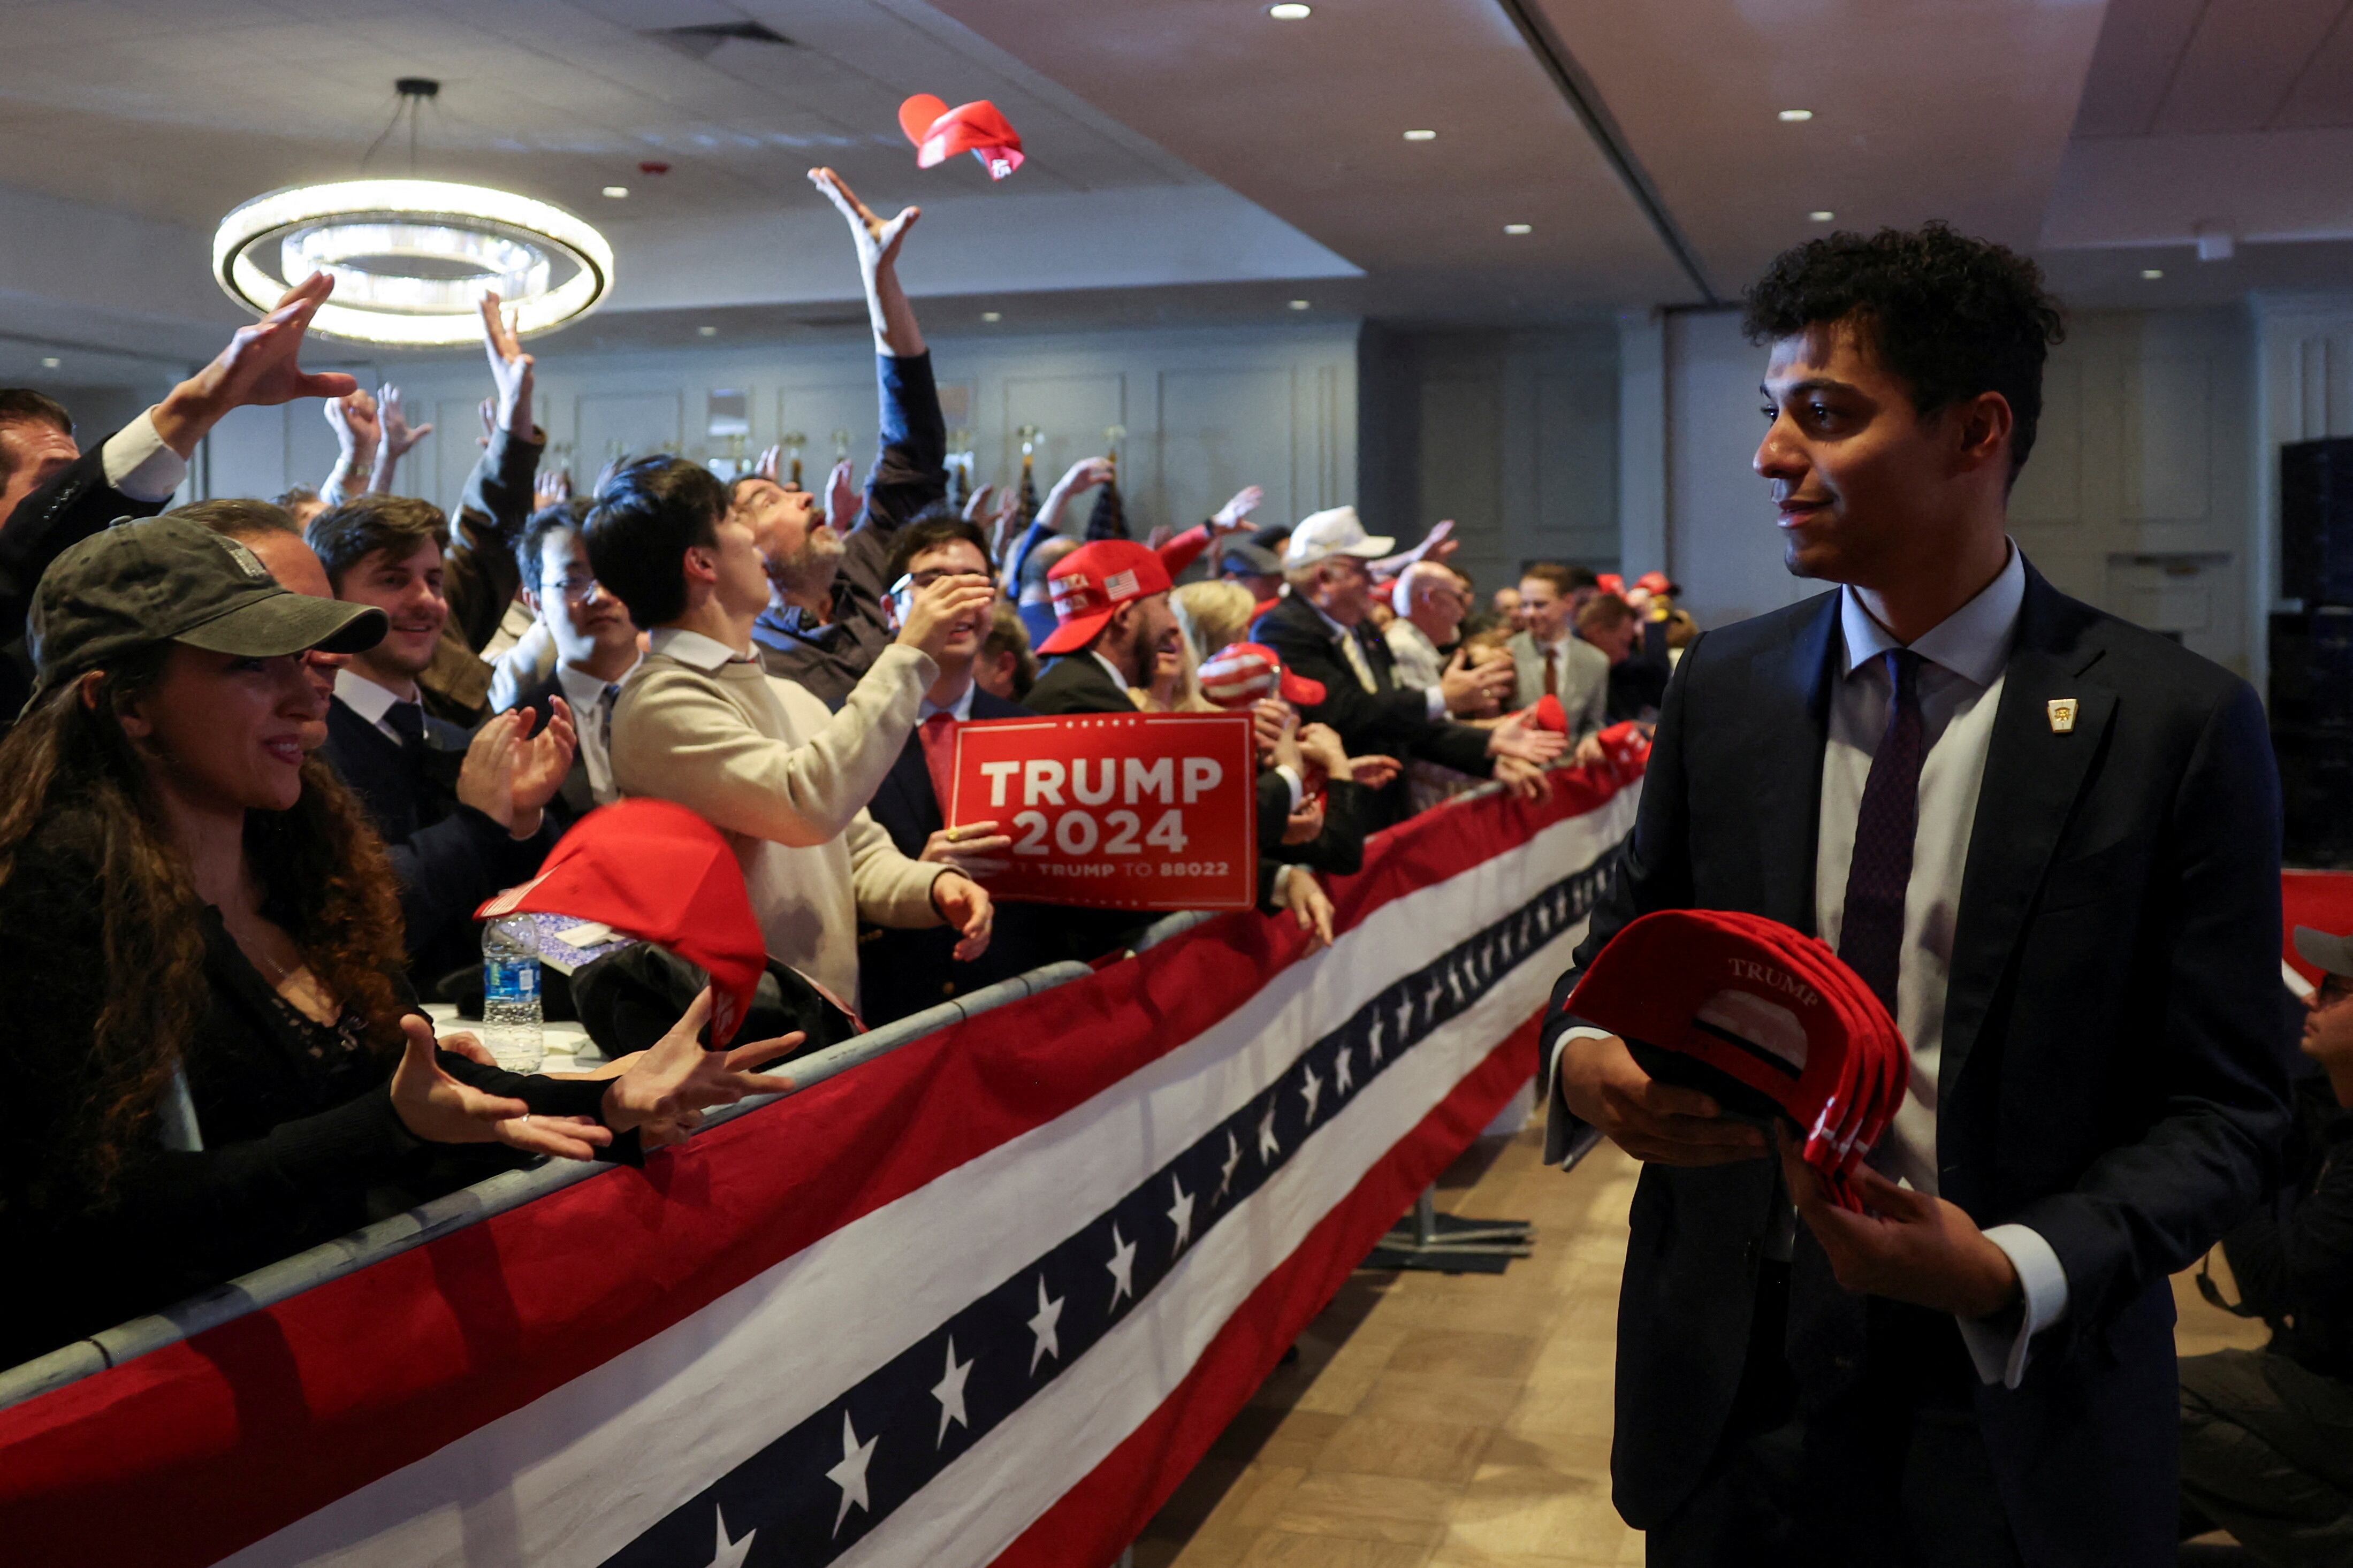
[{"left": 810, "top": 165, "right": 923, "bottom": 359}]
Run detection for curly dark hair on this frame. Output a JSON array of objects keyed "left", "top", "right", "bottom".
[
  {"left": 1741, "top": 222, "right": 2066, "bottom": 481},
  {"left": 0, "top": 646, "right": 407, "bottom": 1206}
]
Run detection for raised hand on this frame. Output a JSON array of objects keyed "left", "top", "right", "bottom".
[
  {"left": 988, "top": 483, "right": 1022, "bottom": 566},
  {"left": 535, "top": 467, "right": 573, "bottom": 510},
  {"left": 826, "top": 457, "right": 859, "bottom": 533},
  {"left": 1350, "top": 753, "right": 1402, "bottom": 791},
  {"left": 601, "top": 988, "right": 806, "bottom": 1135},
  {"left": 931, "top": 872, "right": 995, "bottom": 962},
  {"left": 325, "top": 388, "right": 380, "bottom": 457},
  {"left": 808, "top": 165, "right": 918, "bottom": 275},
  {"left": 1489, "top": 715, "right": 1568, "bottom": 765},
  {"left": 454, "top": 708, "right": 523, "bottom": 834},
  {"left": 153, "top": 273, "right": 360, "bottom": 456},
  {"left": 392, "top": 1015, "right": 612, "bottom": 1160},
  {"left": 378, "top": 384, "right": 433, "bottom": 458},
  {"left": 1440, "top": 648, "right": 1514, "bottom": 717},
  {"left": 478, "top": 290, "right": 535, "bottom": 435},
  {"left": 1211, "top": 484, "right": 1264, "bottom": 534},
  {"left": 754, "top": 444, "right": 783, "bottom": 484},
  {"left": 1281, "top": 867, "right": 1335, "bottom": 950},
  {"left": 1053, "top": 456, "right": 1115, "bottom": 498}
]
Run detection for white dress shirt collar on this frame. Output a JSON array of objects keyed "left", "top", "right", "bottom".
[
  {"left": 554, "top": 659, "right": 635, "bottom": 715},
  {"left": 1090, "top": 649, "right": 1133, "bottom": 696},
  {"left": 649, "top": 626, "right": 750, "bottom": 672},
  {"left": 1838, "top": 540, "right": 2025, "bottom": 689},
  {"left": 920, "top": 679, "right": 977, "bottom": 723},
  {"left": 1306, "top": 599, "right": 1358, "bottom": 644},
  {"left": 332, "top": 666, "right": 416, "bottom": 743}
]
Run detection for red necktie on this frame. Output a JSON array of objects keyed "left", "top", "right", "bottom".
[{"left": 918, "top": 712, "right": 958, "bottom": 814}]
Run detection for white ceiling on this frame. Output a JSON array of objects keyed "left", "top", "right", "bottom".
[{"left": 5, "top": 0, "right": 2350, "bottom": 366}]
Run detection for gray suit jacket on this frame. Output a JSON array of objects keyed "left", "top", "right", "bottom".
[{"left": 1506, "top": 631, "right": 1608, "bottom": 735}]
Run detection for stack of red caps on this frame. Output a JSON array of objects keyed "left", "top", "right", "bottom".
[{"left": 1567, "top": 909, "right": 1908, "bottom": 1211}]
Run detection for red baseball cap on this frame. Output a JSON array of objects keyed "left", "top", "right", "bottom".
[
  {"left": 478, "top": 799, "right": 767, "bottom": 1047},
  {"left": 899, "top": 94, "right": 1025, "bottom": 180},
  {"left": 1198, "top": 641, "right": 1326, "bottom": 708},
  {"left": 1039, "top": 539, "right": 1172, "bottom": 655}
]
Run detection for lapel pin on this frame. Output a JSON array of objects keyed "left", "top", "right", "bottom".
[{"left": 2047, "top": 698, "right": 2078, "bottom": 735}]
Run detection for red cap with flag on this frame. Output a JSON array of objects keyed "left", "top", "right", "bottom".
[
  {"left": 1198, "top": 641, "right": 1326, "bottom": 709},
  {"left": 1038, "top": 539, "right": 1172, "bottom": 655},
  {"left": 1566, "top": 908, "right": 1907, "bottom": 1209},
  {"left": 477, "top": 799, "right": 767, "bottom": 1047}
]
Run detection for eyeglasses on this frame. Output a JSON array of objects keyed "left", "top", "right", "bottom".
[
  {"left": 890, "top": 567, "right": 998, "bottom": 594},
  {"left": 547, "top": 573, "right": 604, "bottom": 603}
]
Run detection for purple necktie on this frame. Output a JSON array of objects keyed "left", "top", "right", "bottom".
[{"left": 1838, "top": 648, "right": 1923, "bottom": 1014}]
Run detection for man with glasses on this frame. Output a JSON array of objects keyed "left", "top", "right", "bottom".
[
  {"left": 505, "top": 497, "right": 641, "bottom": 828},
  {"left": 1385, "top": 560, "right": 1472, "bottom": 694}
]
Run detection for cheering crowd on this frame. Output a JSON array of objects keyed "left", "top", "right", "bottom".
[{"left": 0, "top": 169, "right": 1677, "bottom": 1367}]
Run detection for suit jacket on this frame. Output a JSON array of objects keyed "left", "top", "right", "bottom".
[
  {"left": 0, "top": 439, "right": 171, "bottom": 723},
  {"left": 1024, "top": 651, "right": 1136, "bottom": 716},
  {"left": 1252, "top": 595, "right": 1491, "bottom": 825},
  {"left": 1607, "top": 618, "right": 1672, "bottom": 723},
  {"left": 1543, "top": 565, "right": 2297, "bottom": 1562},
  {"left": 1506, "top": 630, "right": 1610, "bottom": 735},
  {"left": 858, "top": 689, "right": 1132, "bottom": 1025},
  {"left": 319, "top": 697, "right": 553, "bottom": 990}
]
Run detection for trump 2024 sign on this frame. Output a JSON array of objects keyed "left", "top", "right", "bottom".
[{"left": 947, "top": 712, "right": 1259, "bottom": 912}]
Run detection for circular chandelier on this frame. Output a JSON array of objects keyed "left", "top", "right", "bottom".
[{"left": 211, "top": 83, "right": 614, "bottom": 346}]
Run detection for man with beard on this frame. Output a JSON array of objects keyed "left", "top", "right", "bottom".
[{"left": 741, "top": 166, "right": 945, "bottom": 709}]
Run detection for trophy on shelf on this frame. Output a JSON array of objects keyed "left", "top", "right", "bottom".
[
  {"left": 948, "top": 426, "right": 974, "bottom": 510},
  {"left": 781, "top": 431, "right": 806, "bottom": 488},
  {"left": 1016, "top": 424, "right": 1042, "bottom": 526},
  {"left": 1087, "top": 423, "right": 1130, "bottom": 541}
]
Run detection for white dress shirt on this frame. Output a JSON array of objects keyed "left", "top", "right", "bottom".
[
  {"left": 333, "top": 666, "right": 417, "bottom": 744},
  {"left": 1385, "top": 617, "right": 1446, "bottom": 693},
  {"left": 1558, "top": 541, "right": 2065, "bottom": 1389},
  {"left": 100, "top": 411, "right": 188, "bottom": 504},
  {"left": 918, "top": 678, "right": 978, "bottom": 725},
  {"left": 1308, "top": 600, "right": 1446, "bottom": 721},
  {"left": 555, "top": 659, "right": 637, "bottom": 807}
]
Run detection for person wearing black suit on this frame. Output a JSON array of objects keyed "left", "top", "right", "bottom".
[
  {"left": 1251, "top": 512, "right": 1557, "bottom": 828},
  {"left": 498, "top": 499, "right": 641, "bottom": 838},
  {"left": 0, "top": 275, "right": 362, "bottom": 724},
  {"left": 1545, "top": 228, "right": 2296, "bottom": 1565}
]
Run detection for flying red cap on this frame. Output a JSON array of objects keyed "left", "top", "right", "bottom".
[
  {"left": 478, "top": 799, "right": 767, "bottom": 1047},
  {"left": 1198, "top": 641, "right": 1327, "bottom": 709},
  {"left": 899, "top": 94, "right": 1025, "bottom": 180},
  {"left": 1039, "top": 539, "right": 1172, "bottom": 655}
]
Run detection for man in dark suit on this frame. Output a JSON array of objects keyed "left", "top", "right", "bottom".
[
  {"left": 310, "top": 496, "right": 574, "bottom": 990},
  {"left": 1252, "top": 507, "right": 1554, "bottom": 826},
  {"left": 1546, "top": 225, "right": 2296, "bottom": 1564},
  {"left": 0, "top": 274, "right": 361, "bottom": 724}
]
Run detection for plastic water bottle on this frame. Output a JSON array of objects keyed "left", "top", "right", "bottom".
[{"left": 481, "top": 916, "right": 545, "bottom": 1073}]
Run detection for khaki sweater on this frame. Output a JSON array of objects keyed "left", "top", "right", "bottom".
[{"left": 609, "top": 632, "right": 945, "bottom": 1010}]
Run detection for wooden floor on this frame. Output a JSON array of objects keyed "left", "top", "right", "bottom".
[{"left": 1133, "top": 1125, "right": 2271, "bottom": 1567}]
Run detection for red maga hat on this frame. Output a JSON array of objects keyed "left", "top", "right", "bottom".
[
  {"left": 1198, "top": 641, "right": 1326, "bottom": 709},
  {"left": 1568, "top": 908, "right": 1906, "bottom": 1208},
  {"left": 898, "top": 94, "right": 1025, "bottom": 180},
  {"left": 478, "top": 799, "right": 767, "bottom": 1047},
  {"left": 1038, "top": 539, "right": 1172, "bottom": 655}
]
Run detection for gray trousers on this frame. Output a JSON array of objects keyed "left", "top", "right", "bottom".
[{"left": 2180, "top": 1348, "right": 2353, "bottom": 1567}]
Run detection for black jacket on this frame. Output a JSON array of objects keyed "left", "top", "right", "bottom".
[
  {"left": 1545, "top": 565, "right": 2297, "bottom": 1562},
  {"left": 508, "top": 668, "right": 599, "bottom": 837},
  {"left": 0, "top": 810, "right": 607, "bottom": 1366},
  {"left": 419, "top": 425, "right": 544, "bottom": 729},
  {"left": 1, "top": 438, "right": 173, "bottom": 722},
  {"left": 753, "top": 354, "right": 946, "bottom": 709},
  {"left": 1251, "top": 595, "right": 1492, "bottom": 825},
  {"left": 1022, "top": 649, "right": 1135, "bottom": 717},
  {"left": 319, "top": 695, "right": 554, "bottom": 989}
]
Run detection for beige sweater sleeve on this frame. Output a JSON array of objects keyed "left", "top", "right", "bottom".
[
  {"left": 612, "top": 644, "right": 932, "bottom": 847},
  {"left": 845, "top": 807, "right": 949, "bottom": 929}
]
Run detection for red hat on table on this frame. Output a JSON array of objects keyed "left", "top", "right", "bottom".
[
  {"left": 1199, "top": 641, "right": 1326, "bottom": 708},
  {"left": 1038, "top": 539, "right": 1172, "bottom": 655},
  {"left": 478, "top": 799, "right": 767, "bottom": 1047}
]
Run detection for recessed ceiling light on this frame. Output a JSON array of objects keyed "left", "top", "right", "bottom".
[
  {"left": 1503, "top": 223, "right": 1533, "bottom": 235},
  {"left": 1778, "top": 109, "right": 1813, "bottom": 122},
  {"left": 697, "top": 325, "right": 718, "bottom": 336},
  {"left": 981, "top": 310, "right": 1002, "bottom": 322},
  {"left": 40, "top": 356, "right": 60, "bottom": 369},
  {"left": 2141, "top": 269, "right": 2164, "bottom": 280},
  {"left": 602, "top": 185, "right": 629, "bottom": 199},
  {"left": 1809, "top": 210, "right": 1834, "bottom": 222},
  {"left": 1403, "top": 129, "right": 1437, "bottom": 141},
  {"left": 1268, "top": 2, "right": 1311, "bottom": 16},
  {"left": 1288, "top": 299, "right": 1311, "bottom": 310}
]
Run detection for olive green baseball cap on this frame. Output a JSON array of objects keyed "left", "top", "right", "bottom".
[{"left": 27, "top": 515, "right": 387, "bottom": 705}]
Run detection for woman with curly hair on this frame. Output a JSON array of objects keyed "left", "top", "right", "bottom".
[{"left": 0, "top": 517, "right": 789, "bottom": 1367}]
